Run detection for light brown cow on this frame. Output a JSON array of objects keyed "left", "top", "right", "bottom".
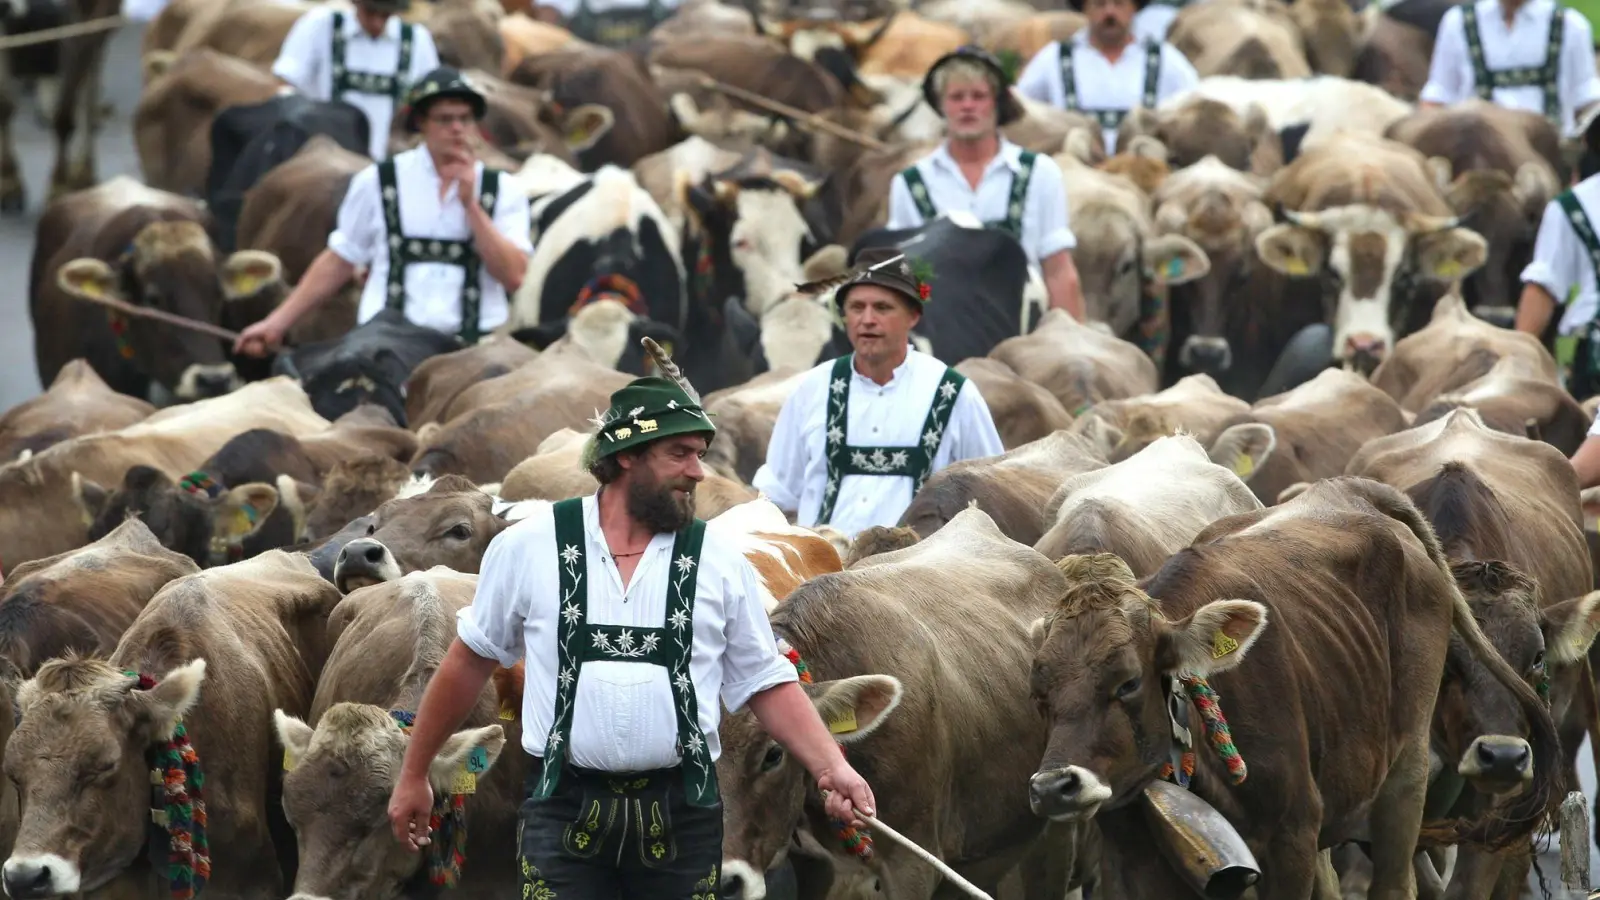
[
  {"left": 989, "top": 309, "right": 1162, "bottom": 416},
  {"left": 1255, "top": 131, "right": 1487, "bottom": 372},
  {"left": 1414, "top": 352, "right": 1590, "bottom": 455},
  {"left": 495, "top": 427, "right": 758, "bottom": 515},
  {"left": 983, "top": 11, "right": 1086, "bottom": 65},
  {"left": 403, "top": 336, "right": 541, "bottom": 429},
  {"left": 1026, "top": 477, "right": 1559, "bottom": 897},
  {"left": 1290, "top": 0, "right": 1364, "bottom": 77},
  {"left": 299, "top": 454, "right": 413, "bottom": 543},
  {"left": 705, "top": 498, "right": 844, "bottom": 609},
  {"left": 332, "top": 475, "right": 511, "bottom": 593},
  {"left": 275, "top": 568, "right": 516, "bottom": 899},
  {"left": 1370, "top": 293, "right": 1558, "bottom": 412},
  {"left": 956, "top": 357, "right": 1074, "bottom": 450},
  {"left": 1161, "top": 75, "right": 1416, "bottom": 158},
  {"left": 499, "top": 12, "right": 588, "bottom": 74},
  {"left": 1168, "top": 0, "right": 1312, "bottom": 79},
  {"left": 1070, "top": 373, "right": 1250, "bottom": 463},
  {"left": 0, "top": 360, "right": 153, "bottom": 462},
  {"left": 716, "top": 506, "right": 1093, "bottom": 900},
  {"left": 2, "top": 550, "right": 342, "bottom": 899},
  {"left": 1119, "top": 99, "right": 1283, "bottom": 175},
  {"left": 134, "top": 49, "right": 281, "bottom": 197}
]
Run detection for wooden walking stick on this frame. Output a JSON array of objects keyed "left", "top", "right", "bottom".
[
  {"left": 821, "top": 791, "right": 995, "bottom": 900},
  {"left": 70, "top": 291, "right": 245, "bottom": 344}
]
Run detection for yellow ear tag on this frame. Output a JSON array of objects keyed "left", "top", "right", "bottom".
[
  {"left": 1284, "top": 258, "right": 1310, "bottom": 277},
  {"left": 498, "top": 703, "right": 516, "bottom": 721},
  {"left": 283, "top": 748, "right": 297, "bottom": 771},
  {"left": 230, "top": 273, "right": 261, "bottom": 296},
  {"left": 231, "top": 508, "right": 256, "bottom": 535},
  {"left": 827, "top": 708, "right": 858, "bottom": 735},
  {"left": 450, "top": 769, "right": 478, "bottom": 795},
  {"left": 1233, "top": 454, "right": 1255, "bottom": 479},
  {"left": 1435, "top": 260, "right": 1462, "bottom": 279},
  {"left": 1212, "top": 631, "right": 1240, "bottom": 659}
]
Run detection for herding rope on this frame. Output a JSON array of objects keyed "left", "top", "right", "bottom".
[{"left": 0, "top": 14, "right": 127, "bottom": 51}]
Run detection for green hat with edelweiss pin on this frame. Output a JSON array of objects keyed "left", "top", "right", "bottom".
[{"left": 581, "top": 338, "right": 717, "bottom": 469}]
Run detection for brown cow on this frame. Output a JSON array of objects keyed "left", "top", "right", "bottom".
[
  {"left": 495, "top": 427, "right": 758, "bottom": 515},
  {"left": 299, "top": 454, "right": 413, "bottom": 543},
  {"left": 510, "top": 46, "right": 677, "bottom": 168},
  {"left": 35, "top": 177, "right": 288, "bottom": 403},
  {"left": 1414, "top": 352, "right": 1590, "bottom": 456},
  {"left": 1026, "top": 477, "right": 1559, "bottom": 897},
  {"left": 1119, "top": 99, "right": 1283, "bottom": 176},
  {"left": 955, "top": 357, "right": 1074, "bottom": 450},
  {"left": 1168, "top": 0, "right": 1312, "bottom": 79},
  {"left": 0, "top": 360, "right": 153, "bottom": 462},
  {"left": 275, "top": 569, "right": 517, "bottom": 898},
  {"left": 989, "top": 309, "right": 1162, "bottom": 416},
  {"left": 332, "top": 475, "right": 512, "bottom": 592},
  {"left": 134, "top": 50, "right": 280, "bottom": 197},
  {"left": 700, "top": 368, "right": 807, "bottom": 485},
  {"left": 145, "top": 0, "right": 311, "bottom": 79},
  {"left": 1, "top": 550, "right": 341, "bottom": 898},
  {"left": 1371, "top": 293, "right": 1558, "bottom": 412},
  {"left": 1069, "top": 373, "right": 1250, "bottom": 463},
  {"left": 402, "top": 336, "right": 542, "bottom": 429}
]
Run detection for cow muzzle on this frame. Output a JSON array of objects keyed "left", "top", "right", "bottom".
[
  {"left": 1457, "top": 735, "right": 1532, "bottom": 790},
  {"left": 720, "top": 860, "right": 768, "bottom": 900},
  {"left": 1028, "top": 766, "right": 1112, "bottom": 821},
  {"left": 2, "top": 854, "right": 81, "bottom": 900},
  {"left": 334, "top": 538, "right": 403, "bottom": 593},
  {"left": 175, "top": 363, "right": 242, "bottom": 401},
  {"left": 1342, "top": 333, "right": 1387, "bottom": 376},
  {"left": 1179, "top": 336, "right": 1233, "bottom": 374}
]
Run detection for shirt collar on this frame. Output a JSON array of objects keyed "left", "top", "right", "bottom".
[
  {"left": 850, "top": 347, "right": 917, "bottom": 390},
  {"left": 1071, "top": 30, "right": 1141, "bottom": 58},
  {"left": 1488, "top": 0, "right": 1546, "bottom": 24},
  {"left": 343, "top": 11, "right": 402, "bottom": 41},
  {"left": 931, "top": 138, "right": 1025, "bottom": 177}
]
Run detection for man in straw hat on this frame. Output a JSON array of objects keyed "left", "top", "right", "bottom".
[
  {"left": 387, "top": 336, "right": 878, "bottom": 898},
  {"left": 889, "top": 46, "right": 1085, "bottom": 319},
  {"left": 271, "top": 0, "right": 442, "bottom": 161},
  {"left": 755, "top": 247, "right": 1005, "bottom": 537},
  {"left": 234, "top": 68, "right": 532, "bottom": 357},
  {"left": 1014, "top": 0, "right": 1198, "bottom": 155}
]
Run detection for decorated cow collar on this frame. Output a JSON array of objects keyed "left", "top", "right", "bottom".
[
  {"left": 127, "top": 670, "right": 211, "bottom": 900},
  {"left": 776, "top": 638, "right": 874, "bottom": 860}
]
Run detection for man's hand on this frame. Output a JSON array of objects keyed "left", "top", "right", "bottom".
[
  {"left": 388, "top": 771, "right": 435, "bottom": 851},
  {"left": 234, "top": 315, "right": 287, "bottom": 357},
  {"left": 817, "top": 762, "right": 876, "bottom": 826},
  {"left": 438, "top": 146, "right": 479, "bottom": 205}
]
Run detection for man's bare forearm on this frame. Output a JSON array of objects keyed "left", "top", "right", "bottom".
[
  {"left": 270, "top": 249, "right": 357, "bottom": 330},
  {"left": 468, "top": 204, "right": 528, "bottom": 293},
  {"left": 1044, "top": 251, "right": 1084, "bottom": 320},
  {"left": 745, "top": 682, "right": 848, "bottom": 779},
  {"left": 398, "top": 639, "right": 502, "bottom": 781}
]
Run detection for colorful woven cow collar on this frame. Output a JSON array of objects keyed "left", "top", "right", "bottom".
[
  {"left": 1159, "top": 674, "right": 1247, "bottom": 789},
  {"left": 127, "top": 671, "right": 210, "bottom": 900},
  {"left": 775, "top": 639, "right": 874, "bottom": 860},
  {"left": 177, "top": 472, "right": 223, "bottom": 501},
  {"left": 388, "top": 709, "right": 470, "bottom": 887}
]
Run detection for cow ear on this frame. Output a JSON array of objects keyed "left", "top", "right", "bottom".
[
  {"left": 57, "top": 258, "right": 123, "bottom": 303},
  {"left": 274, "top": 709, "right": 314, "bottom": 770},
  {"left": 221, "top": 250, "right": 285, "bottom": 301},
  {"left": 1143, "top": 234, "right": 1209, "bottom": 286},
  {"left": 1542, "top": 591, "right": 1600, "bottom": 666},
  {"left": 1125, "top": 134, "right": 1168, "bottom": 163},
  {"left": 669, "top": 93, "right": 702, "bottom": 132},
  {"left": 427, "top": 724, "right": 508, "bottom": 793},
  {"left": 71, "top": 472, "right": 109, "bottom": 529},
  {"left": 802, "top": 244, "right": 848, "bottom": 282},
  {"left": 1255, "top": 224, "right": 1325, "bottom": 277},
  {"left": 214, "top": 482, "right": 279, "bottom": 542},
  {"left": 806, "top": 674, "right": 902, "bottom": 745},
  {"left": 1028, "top": 615, "right": 1049, "bottom": 653},
  {"left": 1161, "top": 600, "right": 1268, "bottom": 676},
  {"left": 137, "top": 658, "right": 207, "bottom": 740},
  {"left": 1064, "top": 126, "right": 1099, "bottom": 165},
  {"left": 1579, "top": 486, "right": 1600, "bottom": 530},
  {"left": 1208, "top": 423, "right": 1275, "bottom": 480},
  {"left": 1513, "top": 160, "right": 1559, "bottom": 218},
  {"left": 1071, "top": 411, "right": 1123, "bottom": 457},
  {"left": 561, "top": 104, "right": 615, "bottom": 153},
  {"left": 1414, "top": 228, "right": 1488, "bottom": 282},
  {"left": 1276, "top": 481, "right": 1311, "bottom": 504}
]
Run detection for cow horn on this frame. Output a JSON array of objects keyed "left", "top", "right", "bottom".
[
  {"left": 1281, "top": 207, "right": 1321, "bottom": 230},
  {"left": 1404, "top": 211, "right": 1462, "bottom": 233}
]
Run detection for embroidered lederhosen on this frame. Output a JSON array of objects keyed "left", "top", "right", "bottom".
[
  {"left": 1461, "top": 2, "right": 1566, "bottom": 121},
  {"left": 566, "top": 0, "right": 667, "bottom": 47},
  {"left": 816, "top": 356, "right": 966, "bottom": 525},
  {"left": 898, "top": 152, "right": 1037, "bottom": 241},
  {"left": 329, "top": 11, "right": 415, "bottom": 104},
  {"left": 376, "top": 159, "right": 501, "bottom": 344},
  {"left": 531, "top": 498, "right": 718, "bottom": 809},
  {"left": 1059, "top": 39, "right": 1163, "bottom": 133},
  {"left": 1558, "top": 190, "right": 1600, "bottom": 399}
]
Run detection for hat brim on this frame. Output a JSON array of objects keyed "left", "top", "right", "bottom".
[
  {"left": 834, "top": 280, "right": 924, "bottom": 313},
  {"left": 404, "top": 91, "right": 489, "bottom": 133},
  {"left": 922, "top": 52, "right": 1026, "bottom": 127},
  {"left": 357, "top": 0, "right": 411, "bottom": 12}
]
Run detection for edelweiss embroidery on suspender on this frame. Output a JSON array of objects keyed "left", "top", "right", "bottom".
[
  {"left": 377, "top": 159, "right": 501, "bottom": 344},
  {"left": 1461, "top": 2, "right": 1566, "bottom": 120},
  {"left": 330, "top": 11, "right": 415, "bottom": 103},
  {"left": 816, "top": 356, "right": 966, "bottom": 525},
  {"left": 899, "top": 152, "right": 1037, "bottom": 240},
  {"left": 1058, "top": 39, "right": 1163, "bottom": 132}
]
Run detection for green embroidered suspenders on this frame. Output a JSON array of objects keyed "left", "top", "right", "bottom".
[
  {"left": 376, "top": 159, "right": 501, "bottom": 344},
  {"left": 532, "top": 498, "right": 719, "bottom": 808},
  {"left": 1461, "top": 2, "right": 1566, "bottom": 120},
  {"left": 898, "top": 152, "right": 1037, "bottom": 240},
  {"left": 816, "top": 356, "right": 966, "bottom": 525},
  {"left": 1059, "top": 40, "right": 1163, "bottom": 132},
  {"left": 330, "top": 11, "right": 415, "bottom": 103}
]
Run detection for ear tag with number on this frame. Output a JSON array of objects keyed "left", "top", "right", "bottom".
[
  {"left": 827, "top": 708, "right": 858, "bottom": 735},
  {"left": 1212, "top": 631, "right": 1240, "bottom": 659}
]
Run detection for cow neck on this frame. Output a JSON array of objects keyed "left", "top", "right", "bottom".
[
  {"left": 387, "top": 709, "right": 471, "bottom": 889},
  {"left": 774, "top": 637, "right": 875, "bottom": 860},
  {"left": 127, "top": 670, "right": 211, "bottom": 900}
]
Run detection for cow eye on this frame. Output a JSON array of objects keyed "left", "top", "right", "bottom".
[
  {"left": 760, "top": 745, "right": 784, "bottom": 772},
  {"left": 1532, "top": 651, "right": 1545, "bottom": 670},
  {"left": 364, "top": 523, "right": 376, "bottom": 536},
  {"left": 1115, "top": 676, "right": 1142, "bottom": 700},
  {"left": 444, "top": 524, "right": 472, "bottom": 541}
]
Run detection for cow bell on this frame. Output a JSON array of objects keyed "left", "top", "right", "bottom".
[{"left": 1140, "top": 780, "right": 1261, "bottom": 900}]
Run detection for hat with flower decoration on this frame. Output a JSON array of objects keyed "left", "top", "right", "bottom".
[
  {"left": 581, "top": 338, "right": 717, "bottom": 469},
  {"left": 795, "top": 246, "right": 933, "bottom": 313}
]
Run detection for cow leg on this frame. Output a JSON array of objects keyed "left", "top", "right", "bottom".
[
  {"left": 46, "top": 30, "right": 105, "bottom": 199},
  {"left": 1440, "top": 845, "right": 1501, "bottom": 900},
  {"left": 1365, "top": 742, "right": 1430, "bottom": 899},
  {"left": 0, "top": 48, "right": 24, "bottom": 214}
]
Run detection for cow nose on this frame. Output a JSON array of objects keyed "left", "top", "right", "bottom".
[
  {"left": 1028, "top": 765, "right": 1113, "bottom": 819},
  {"left": 1462, "top": 735, "right": 1533, "bottom": 784},
  {"left": 720, "top": 871, "right": 747, "bottom": 898},
  {"left": 333, "top": 538, "right": 402, "bottom": 593},
  {"left": 2, "top": 856, "right": 73, "bottom": 900},
  {"left": 1181, "top": 337, "right": 1232, "bottom": 374},
  {"left": 1343, "top": 333, "right": 1387, "bottom": 375}
]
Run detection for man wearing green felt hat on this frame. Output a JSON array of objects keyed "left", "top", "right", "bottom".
[
  {"left": 388, "top": 338, "right": 878, "bottom": 899},
  {"left": 755, "top": 246, "right": 1005, "bottom": 538}
]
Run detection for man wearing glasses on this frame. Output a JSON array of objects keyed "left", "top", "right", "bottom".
[{"left": 233, "top": 69, "right": 532, "bottom": 356}]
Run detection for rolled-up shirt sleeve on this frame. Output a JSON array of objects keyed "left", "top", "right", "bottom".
[
  {"left": 948, "top": 380, "right": 1005, "bottom": 462},
  {"left": 1029, "top": 153, "right": 1076, "bottom": 259},
  {"left": 718, "top": 558, "right": 799, "bottom": 713},
  {"left": 455, "top": 528, "right": 528, "bottom": 667},
  {"left": 1521, "top": 198, "right": 1580, "bottom": 302},
  {"left": 1015, "top": 42, "right": 1060, "bottom": 105},
  {"left": 1420, "top": 8, "right": 1469, "bottom": 105},
  {"left": 272, "top": 8, "right": 325, "bottom": 96},
  {"left": 327, "top": 165, "right": 381, "bottom": 266}
]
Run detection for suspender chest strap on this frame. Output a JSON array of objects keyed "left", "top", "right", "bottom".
[
  {"left": 897, "top": 152, "right": 1037, "bottom": 239},
  {"left": 1460, "top": 2, "right": 1565, "bottom": 120},
  {"left": 1558, "top": 190, "right": 1600, "bottom": 300},
  {"left": 376, "top": 159, "right": 501, "bottom": 344},
  {"left": 330, "top": 11, "right": 415, "bottom": 103},
  {"left": 532, "top": 498, "right": 718, "bottom": 807},
  {"left": 1058, "top": 40, "right": 1164, "bottom": 132},
  {"left": 816, "top": 355, "right": 967, "bottom": 525}
]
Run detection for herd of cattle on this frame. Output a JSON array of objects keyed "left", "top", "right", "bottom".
[{"left": 5, "top": 0, "right": 1600, "bottom": 897}]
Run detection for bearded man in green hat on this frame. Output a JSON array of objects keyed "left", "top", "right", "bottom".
[{"left": 387, "top": 338, "right": 878, "bottom": 899}]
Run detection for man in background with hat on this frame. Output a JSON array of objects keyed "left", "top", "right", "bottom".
[
  {"left": 887, "top": 46, "right": 1086, "bottom": 320},
  {"left": 271, "top": 0, "right": 442, "bottom": 161},
  {"left": 387, "top": 337, "right": 878, "bottom": 899},
  {"left": 234, "top": 68, "right": 532, "bottom": 357},
  {"left": 754, "top": 248, "right": 1006, "bottom": 537},
  {"left": 1015, "top": 0, "right": 1199, "bottom": 155}
]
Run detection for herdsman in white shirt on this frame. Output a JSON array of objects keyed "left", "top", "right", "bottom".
[
  {"left": 1421, "top": 0, "right": 1600, "bottom": 135},
  {"left": 535, "top": 0, "right": 680, "bottom": 46},
  {"left": 1016, "top": 0, "right": 1199, "bottom": 154},
  {"left": 387, "top": 338, "right": 877, "bottom": 898},
  {"left": 754, "top": 248, "right": 1006, "bottom": 537},
  {"left": 887, "top": 47, "right": 1085, "bottom": 318},
  {"left": 235, "top": 70, "right": 531, "bottom": 357},
  {"left": 271, "top": 0, "right": 441, "bottom": 161}
]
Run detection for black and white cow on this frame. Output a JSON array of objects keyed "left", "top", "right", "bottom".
[{"left": 272, "top": 308, "right": 463, "bottom": 426}]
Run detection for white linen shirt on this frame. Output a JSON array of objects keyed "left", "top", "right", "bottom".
[
  {"left": 456, "top": 493, "right": 798, "bottom": 769},
  {"left": 1521, "top": 173, "right": 1600, "bottom": 336},
  {"left": 752, "top": 350, "right": 1006, "bottom": 538},
  {"left": 1420, "top": 0, "right": 1600, "bottom": 137},
  {"left": 1015, "top": 33, "right": 1200, "bottom": 154},
  {"left": 1133, "top": 3, "right": 1183, "bottom": 42},
  {"left": 271, "top": 6, "right": 441, "bottom": 160},
  {"left": 885, "top": 139, "right": 1076, "bottom": 265},
  {"left": 328, "top": 147, "right": 532, "bottom": 336},
  {"left": 540, "top": 0, "right": 681, "bottom": 13}
]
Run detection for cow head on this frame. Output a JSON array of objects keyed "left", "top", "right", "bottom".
[
  {"left": 74, "top": 465, "right": 281, "bottom": 569},
  {"left": 1430, "top": 159, "right": 1557, "bottom": 313},
  {"left": 684, "top": 172, "right": 837, "bottom": 319},
  {"left": 3, "top": 657, "right": 206, "bottom": 899},
  {"left": 1027, "top": 553, "right": 1267, "bottom": 821},
  {"left": 1070, "top": 198, "right": 1209, "bottom": 336},
  {"left": 1120, "top": 100, "right": 1282, "bottom": 175},
  {"left": 275, "top": 704, "right": 506, "bottom": 900},
  {"left": 56, "top": 222, "right": 285, "bottom": 401},
  {"left": 1255, "top": 204, "right": 1487, "bottom": 374},
  {"left": 332, "top": 475, "right": 509, "bottom": 593},
  {"left": 669, "top": 93, "right": 791, "bottom": 147},
  {"left": 301, "top": 455, "right": 411, "bottom": 543},
  {"left": 717, "top": 673, "right": 902, "bottom": 900}
]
